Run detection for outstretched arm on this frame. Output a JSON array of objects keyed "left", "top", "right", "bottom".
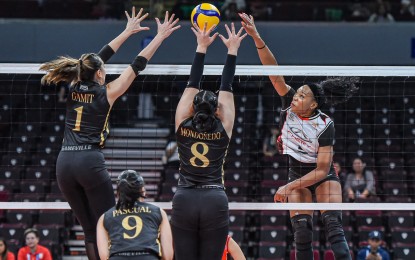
[
  {"left": 217, "top": 22, "right": 247, "bottom": 138},
  {"left": 160, "top": 209, "right": 174, "bottom": 260},
  {"left": 107, "top": 11, "right": 180, "bottom": 105},
  {"left": 98, "top": 7, "right": 150, "bottom": 63},
  {"left": 96, "top": 214, "right": 110, "bottom": 260},
  {"left": 228, "top": 237, "right": 246, "bottom": 260},
  {"left": 239, "top": 13, "right": 290, "bottom": 97},
  {"left": 175, "top": 23, "right": 218, "bottom": 131},
  {"left": 274, "top": 145, "right": 333, "bottom": 203}
]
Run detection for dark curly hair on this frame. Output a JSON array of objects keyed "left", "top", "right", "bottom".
[
  {"left": 192, "top": 90, "right": 218, "bottom": 132},
  {"left": 116, "top": 170, "right": 145, "bottom": 211},
  {"left": 308, "top": 77, "right": 360, "bottom": 108}
]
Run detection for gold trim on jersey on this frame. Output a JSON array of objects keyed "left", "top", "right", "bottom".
[
  {"left": 221, "top": 144, "right": 230, "bottom": 186},
  {"left": 100, "top": 106, "right": 112, "bottom": 147}
]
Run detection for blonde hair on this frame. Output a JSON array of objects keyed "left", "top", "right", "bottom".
[{"left": 39, "top": 53, "right": 103, "bottom": 85}]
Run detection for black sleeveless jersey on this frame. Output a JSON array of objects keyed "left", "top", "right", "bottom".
[
  {"left": 176, "top": 117, "right": 230, "bottom": 187},
  {"left": 62, "top": 81, "right": 111, "bottom": 147},
  {"left": 103, "top": 202, "right": 163, "bottom": 257}
]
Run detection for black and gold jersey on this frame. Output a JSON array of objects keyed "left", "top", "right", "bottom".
[
  {"left": 176, "top": 117, "right": 230, "bottom": 187},
  {"left": 62, "top": 81, "right": 111, "bottom": 147},
  {"left": 103, "top": 202, "right": 163, "bottom": 257}
]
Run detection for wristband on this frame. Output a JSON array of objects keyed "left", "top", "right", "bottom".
[
  {"left": 130, "top": 56, "right": 148, "bottom": 76},
  {"left": 98, "top": 45, "right": 115, "bottom": 63},
  {"left": 256, "top": 44, "right": 266, "bottom": 50}
]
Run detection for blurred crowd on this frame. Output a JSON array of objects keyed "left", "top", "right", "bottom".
[{"left": 1, "top": 0, "right": 414, "bottom": 22}]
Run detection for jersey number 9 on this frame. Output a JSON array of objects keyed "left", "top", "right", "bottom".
[{"left": 122, "top": 215, "right": 143, "bottom": 239}]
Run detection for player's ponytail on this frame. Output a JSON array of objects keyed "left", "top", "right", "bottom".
[
  {"left": 308, "top": 77, "right": 359, "bottom": 108},
  {"left": 39, "top": 53, "right": 103, "bottom": 85},
  {"left": 116, "top": 170, "right": 146, "bottom": 211},
  {"left": 192, "top": 90, "right": 218, "bottom": 132}
]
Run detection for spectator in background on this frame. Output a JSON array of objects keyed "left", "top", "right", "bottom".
[
  {"left": 0, "top": 238, "right": 15, "bottom": 260},
  {"left": 333, "top": 161, "right": 347, "bottom": 188},
  {"left": 347, "top": 2, "right": 371, "bottom": 21},
  {"left": 357, "top": 231, "right": 390, "bottom": 260},
  {"left": 153, "top": 0, "right": 165, "bottom": 18},
  {"left": 368, "top": 0, "right": 395, "bottom": 22},
  {"left": 262, "top": 126, "right": 280, "bottom": 161},
  {"left": 221, "top": 0, "right": 246, "bottom": 20},
  {"left": 343, "top": 158, "right": 376, "bottom": 202},
  {"left": 397, "top": 0, "right": 415, "bottom": 21},
  {"left": 17, "top": 229, "right": 52, "bottom": 260},
  {"left": 162, "top": 139, "right": 180, "bottom": 169}
]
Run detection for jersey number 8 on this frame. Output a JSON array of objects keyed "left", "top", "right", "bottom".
[{"left": 190, "top": 142, "right": 210, "bottom": 168}]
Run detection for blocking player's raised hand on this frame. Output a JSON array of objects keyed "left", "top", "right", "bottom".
[
  {"left": 218, "top": 22, "right": 247, "bottom": 56},
  {"left": 124, "top": 7, "right": 150, "bottom": 34},
  {"left": 155, "top": 11, "right": 181, "bottom": 40},
  {"left": 191, "top": 22, "right": 219, "bottom": 53}
]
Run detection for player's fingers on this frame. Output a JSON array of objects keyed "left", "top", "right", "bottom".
[
  {"left": 237, "top": 26, "right": 244, "bottom": 36},
  {"left": 138, "top": 13, "right": 149, "bottom": 23},
  {"left": 190, "top": 26, "right": 198, "bottom": 35},
  {"left": 164, "top": 11, "right": 169, "bottom": 23},
  {"left": 155, "top": 17, "right": 161, "bottom": 26},
  {"left": 125, "top": 11, "right": 131, "bottom": 20},
  {"left": 170, "top": 25, "right": 181, "bottom": 32},
  {"left": 136, "top": 7, "right": 143, "bottom": 19},
  {"left": 169, "top": 13, "right": 175, "bottom": 23},
  {"left": 240, "top": 33, "right": 248, "bottom": 40},
  {"left": 131, "top": 6, "right": 136, "bottom": 18},
  {"left": 211, "top": 32, "right": 219, "bottom": 41},
  {"left": 231, "top": 22, "right": 236, "bottom": 34},
  {"left": 218, "top": 34, "right": 226, "bottom": 43},
  {"left": 193, "top": 22, "right": 201, "bottom": 32},
  {"left": 207, "top": 24, "right": 217, "bottom": 34},
  {"left": 170, "top": 18, "right": 180, "bottom": 27},
  {"left": 224, "top": 24, "right": 231, "bottom": 36},
  {"left": 203, "top": 21, "right": 208, "bottom": 33}
]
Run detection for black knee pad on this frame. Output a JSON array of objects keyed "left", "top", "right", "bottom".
[
  {"left": 322, "top": 210, "right": 345, "bottom": 243},
  {"left": 291, "top": 214, "right": 313, "bottom": 251},
  {"left": 322, "top": 211, "right": 351, "bottom": 260}
]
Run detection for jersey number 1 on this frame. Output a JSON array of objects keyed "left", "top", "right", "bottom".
[{"left": 73, "top": 106, "right": 83, "bottom": 131}]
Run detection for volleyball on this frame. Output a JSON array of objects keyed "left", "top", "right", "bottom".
[{"left": 191, "top": 3, "right": 221, "bottom": 31}]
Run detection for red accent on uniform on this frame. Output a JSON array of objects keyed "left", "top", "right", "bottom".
[{"left": 222, "top": 235, "right": 231, "bottom": 260}]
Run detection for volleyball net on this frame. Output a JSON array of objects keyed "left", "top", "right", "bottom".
[{"left": 0, "top": 64, "right": 414, "bottom": 211}]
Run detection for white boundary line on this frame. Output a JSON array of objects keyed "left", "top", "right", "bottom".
[
  {"left": 1, "top": 64, "right": 415, "bottom": 76},
  {"left": 1, "top": 202, "right": 414, "bottom": 211}
]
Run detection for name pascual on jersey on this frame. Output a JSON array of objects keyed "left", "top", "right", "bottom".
[
  {"left": 72, "top": 92, "right": 95, "bottom": 103},
  {"left": 112, "top": 207, "right": 152, "bottom": 217},
  {"left": 179, "top": 127, "right": 221, "bottom": 140}
]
